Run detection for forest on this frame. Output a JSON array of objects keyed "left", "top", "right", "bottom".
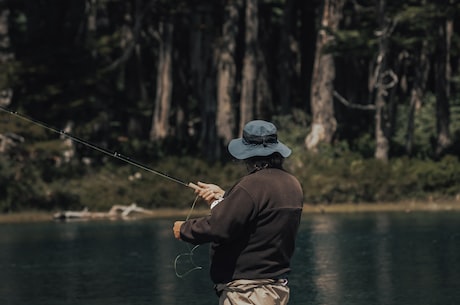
[{"left": 1, "top": 0, "right": 460, "bottom": 213}]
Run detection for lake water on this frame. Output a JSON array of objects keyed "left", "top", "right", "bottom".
[{"left": 0, "top": 211, "right": 459, "bottom": 305}]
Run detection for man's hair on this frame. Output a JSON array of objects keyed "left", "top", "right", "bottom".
[{"left": 245, "top": 152, "right": 284, "bottom": 172}]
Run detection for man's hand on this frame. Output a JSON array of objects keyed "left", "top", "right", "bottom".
[
  {"left": 194, "top": 181, "right": 225, "bottom": 205},
  {"left": 173, "top": 221, "right": 184, "bottom": 240}
]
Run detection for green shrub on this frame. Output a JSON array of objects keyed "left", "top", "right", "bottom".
[
  {"left": 290, "top": 148, "right": 460, "bottom": 204},
  {"left": 1, "top": 126, "right": 460, "bottom": 212}
]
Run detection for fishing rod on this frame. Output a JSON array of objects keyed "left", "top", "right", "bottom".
[{"left": 0, "top": 105, "right": 200, "bottom": 191}]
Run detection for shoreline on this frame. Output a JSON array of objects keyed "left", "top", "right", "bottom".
[
  {"left": 1, "top": 200, "right": 459, "bottom": 224},
  {"left": 301, "top": 200, "right": 460, "bottom": 214}
]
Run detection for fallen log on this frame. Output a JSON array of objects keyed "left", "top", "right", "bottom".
[{"left": 53, "top": 203, "right": 155, "bottom": 220}]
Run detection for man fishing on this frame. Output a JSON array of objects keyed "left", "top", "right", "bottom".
[{"left": 173, "top": 120, "right": 304, "bottom": 305}]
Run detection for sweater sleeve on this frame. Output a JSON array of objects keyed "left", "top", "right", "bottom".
[{"left": 180, "top": 184, "right": 257, "bottom": 245}]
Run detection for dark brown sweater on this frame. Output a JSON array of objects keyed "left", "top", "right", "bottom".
[{"left": 180, "top": 168, "right": 303, "bottom": 283}]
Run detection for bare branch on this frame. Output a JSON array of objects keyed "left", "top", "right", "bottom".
[
  {"left": 380, "top": 70, "right": 398, "bottom": 90},
  {"left": 333, "top": 90, "right": 376, "bottom": 110},
  {"left": 101, "top": 0, "right": 157, "bottom": 73}
]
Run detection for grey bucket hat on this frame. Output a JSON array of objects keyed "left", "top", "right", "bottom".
[{"left": 228, "top": 120, "right": 292, "bottom": 160}]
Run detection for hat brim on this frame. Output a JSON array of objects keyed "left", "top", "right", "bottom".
[{"left": 228, "top": 138, "right": 292, "bottom": 160}]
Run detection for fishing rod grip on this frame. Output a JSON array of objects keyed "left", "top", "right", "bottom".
[
  {"left": 187, "top": 182, "right": 201, "bottom": 190},
  {"left": 187, "top": 182, "right": 224, "bottom": 201}
]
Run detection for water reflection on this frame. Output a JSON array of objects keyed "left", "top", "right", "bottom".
[
  {"left": 0, "top": 212, "right": 460, "bottom": 305},
  {"left": 292, "top": 212, "right": 460, "bottom": 305},
  {"left": 311, "top": 215, "right": 340, "bottom": 305}
]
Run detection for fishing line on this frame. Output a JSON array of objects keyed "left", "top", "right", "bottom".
[
  {"left": 1, "top": 105, "right": 206, "bottom": 277},
  {"left": 0, "top": 105, "right": 200, "bottom": 190},
  {"left": 173, "top": 195, "right": 203, "bottom": 278}
]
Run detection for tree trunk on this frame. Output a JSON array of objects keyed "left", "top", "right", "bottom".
[
  {"left": 150, "top": 20, "right": 173, "bottom": 141},
  {"left": 85, "top": 0, "right": 97, "bottom": 33},
  {"left": 374, "top": 92, "right": 389, "bottom": 161},
  {"left": 434, "top": 6, "right": 452, "bottom": 157},
  {"left": 239, "top": 0, "right": 258, "bottom": 133},
  {"left": 299, "top": 0, "right": 318, "bottom": 112},
  {"left": 278, "top": 0, "right": 300, "bottom": 114},
  {"left": 305, "top": 0, "right": 344, "bottom": 151},
  {"left": 216, "top": 0, "right": 242, "bottom": 144},
  {"left": 372, "top": 0, "right": 392, "bottom": 161},
  {"left": 406, "top": 40, "right": 430, "bottom": 156},
  {"left": 255, "top": 53, "right": 272, "bottom": 119},
  {"left": 190, "top": 5, "right": 219, "bottom": 160},
  {"left": 0, "top": 4, "right": 13, "bottom": 107}
]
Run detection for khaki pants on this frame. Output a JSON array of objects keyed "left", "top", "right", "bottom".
[{"left": 215, "top": 279, "right": 290, "bottom": 305}]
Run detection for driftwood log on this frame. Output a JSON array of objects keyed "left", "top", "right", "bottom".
[{"left": 53, "top": 203, "right": 155, "bottom": 220}]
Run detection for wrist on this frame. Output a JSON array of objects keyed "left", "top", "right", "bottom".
[{"left": 210, "top": 197, "right": 224, "bottom": 209}]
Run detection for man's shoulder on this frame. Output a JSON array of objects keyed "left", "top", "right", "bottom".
[{"left": 239, "top": 168, "right": 298, "bottom": 186}]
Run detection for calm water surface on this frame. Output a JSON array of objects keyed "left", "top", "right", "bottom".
[{"left": 0, "top": 211, "right": 459, "bottom": 305}]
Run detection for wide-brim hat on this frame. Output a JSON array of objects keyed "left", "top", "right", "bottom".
[{"left": 228, "top": 120, "right": 292, "bottom": 160}]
